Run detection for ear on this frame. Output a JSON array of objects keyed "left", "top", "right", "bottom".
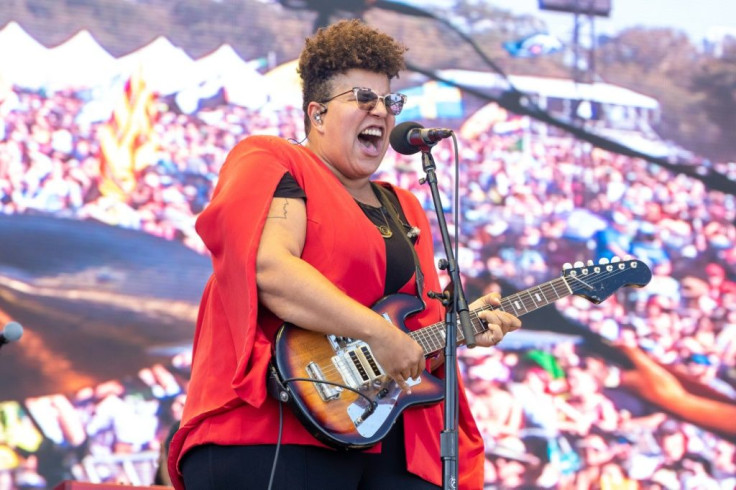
[{"left": 308, "top": 102, "right": 327, "bottom": 127}]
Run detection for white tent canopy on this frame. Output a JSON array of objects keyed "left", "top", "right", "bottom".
[
  {"left": 46, "top": 30, "right": 118, "bottom": 90},
  {"left": 116, "top": 36, "right": 198, "bottom": 95},
  {"left": 0, "top": 22, "right": 52, "bottom": 90},
  {"left": 193, "top": 44, "right": 268, "bottom": 109},
  {"left": 0, "top": 21, "right": 661, "bottom": 118}
]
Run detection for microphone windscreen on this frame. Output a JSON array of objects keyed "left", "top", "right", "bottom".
[
  {"left": 390, "top": 121, "right": 424, "bottom": 155},
  {"left": 2, "top": 321, "right": 23, "bottom": 342}
]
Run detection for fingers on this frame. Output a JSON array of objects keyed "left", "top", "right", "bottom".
[
  {"left": 481, "top": 310, "right": 521, "bottom": 335},
  {"left": 486, "top": 324, "right": 504, "bottom": 344},
  {"left": 471, "top": 292, "right": 501, "bottom": 310},
  {"left": 396, "top": 354, "right": 424, "bottom": 393},
  {"left": 371, "top": 328, "right": 425, "bottom": 393},
  {"left": 392, "top": 369, "right": 416, "bottom": 393},
  {"left": 470, "top": 293, "right": 520, "bottom": 348},
  {"left": 408, "top": 361, "right": 422, "bottom": 380},
  {"left": 396, "top": 346, "right": 424, "bottom": 393},
  {"left": 394, "top": 374, "right": 412, "bottom": 393},
  {"left": 476, "top": 323, "right": 503, "bottom": 347},
  {"left": 484, "top": 292, "right": 502, "bottom": 306},
  {"left": 472, "top": 307, "right": 521, "bottom": 348}
]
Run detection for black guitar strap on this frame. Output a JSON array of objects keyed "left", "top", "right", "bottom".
[{"left": 375, "top": 184, "right": 425, "bottom": 299}]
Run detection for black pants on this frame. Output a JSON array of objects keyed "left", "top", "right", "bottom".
[{"left": 180, "top": 419, "right": 440, "bottom": 489}]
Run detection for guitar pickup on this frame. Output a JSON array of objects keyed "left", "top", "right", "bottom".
[
  {"left": 359, "top": 345, "right": 384, "bottom": 379},
  {"left": 332, "top": 343, "right": 385, "bottom": 391},
  {"left": 348, "top": 344, "right": 384, "bottom": 387},
  {"left": 306, "top": 362, "right": 341, "bottom": 401}
]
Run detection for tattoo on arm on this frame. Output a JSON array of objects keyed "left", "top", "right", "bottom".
[{"left": 267, "top": 199, "right": 289, "bottom": 219}]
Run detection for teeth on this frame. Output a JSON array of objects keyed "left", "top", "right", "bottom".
[{"left": 360, "top": 127, "right": 383, "bottom": 137}]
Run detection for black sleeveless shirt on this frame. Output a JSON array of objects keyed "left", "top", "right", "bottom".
[{"left": 274, "top": 173, "right": 417, "bottom": 296}]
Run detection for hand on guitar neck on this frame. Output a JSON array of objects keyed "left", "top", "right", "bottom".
[
  {"left": 424, "top": 293, "right": 521, "bottom": 372},
  {"left": 466, "top": 293, "right": 522, "bottom": 349}
]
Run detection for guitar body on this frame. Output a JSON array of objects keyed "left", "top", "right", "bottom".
[{"left": 272, "top": 293, "right": 445, "bottom": 449}]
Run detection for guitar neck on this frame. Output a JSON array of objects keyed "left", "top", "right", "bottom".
[{"left": 410, "top": 276, "right": 573, "bottom": 357}]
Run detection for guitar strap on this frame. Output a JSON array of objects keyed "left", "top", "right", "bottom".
[{"left": 374, "top": 184, "right": 425, "bottom": 299}]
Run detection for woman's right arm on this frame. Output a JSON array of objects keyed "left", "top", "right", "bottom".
[{"left": 255, "top": 197, "right": 425, "bottom": 390}]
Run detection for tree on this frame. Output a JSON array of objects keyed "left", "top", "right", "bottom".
[
  {"left": 690, "top": 47, "right": 736, "bottom": 160},
  {"left": 596, "top": 27, "right": 724, "bottom": 159}
]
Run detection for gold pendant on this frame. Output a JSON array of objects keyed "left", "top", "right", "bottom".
[{"left": 377, "top": 225, "right": 393, "bottom": 238}]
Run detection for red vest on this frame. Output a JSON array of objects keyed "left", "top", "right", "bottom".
[{"left": 168, "top": 136, "right": 484, "bottom": 489}]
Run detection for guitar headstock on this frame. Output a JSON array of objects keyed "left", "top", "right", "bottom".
[{"left": 562, "top": 257, "right": 651, "bottom": 304}]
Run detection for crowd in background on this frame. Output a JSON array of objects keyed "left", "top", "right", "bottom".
[{"left": 0, "top": 83, "right": 735, "bottom": 489}]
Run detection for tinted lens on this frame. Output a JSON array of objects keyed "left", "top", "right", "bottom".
[
  {"left": 384, "top": 93, "right": 405, "bottom": 115},
  {"left": 353, "top": 88, "right": 405, "bottom": 115},
  {"left": 355, "top": 89, "right": 379, "bottom": 111}
]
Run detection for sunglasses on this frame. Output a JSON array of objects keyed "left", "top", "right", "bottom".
[{"left": 320, "top": 87, "right": 407, "bottom": 116}]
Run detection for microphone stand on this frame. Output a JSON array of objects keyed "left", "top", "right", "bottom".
[{"left": 417, "top": 145, "right": 476, "bottom": 490}]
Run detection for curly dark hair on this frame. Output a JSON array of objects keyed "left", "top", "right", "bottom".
[{"left": 298, "top": 19, "right": 407, "bottom": 133}]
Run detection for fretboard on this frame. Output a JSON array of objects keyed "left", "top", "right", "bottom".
[{"left": 409, "top": 276, "right": 573, "bottom": 356}]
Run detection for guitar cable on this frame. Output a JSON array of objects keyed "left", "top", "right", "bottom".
[
  {"left": 267, "top": 399, "right": 284, "bottom": 490},
  {"left": 280, "top": 377, "right": 380, "bottom": 420},
  {"left": 266, "top": 374, "right": 380, "bottom": 490}
]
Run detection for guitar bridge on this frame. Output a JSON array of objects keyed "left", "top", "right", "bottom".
[{"left": 306, "top": 362, "right": 341, "bottom": 401}]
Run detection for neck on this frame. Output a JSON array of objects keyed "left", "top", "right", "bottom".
[
  {"left": 346, "top": 183, "right": 380, "bottom": 207},
  {"left": 304, "top": 140, "right": 378, "bottom": 206}
]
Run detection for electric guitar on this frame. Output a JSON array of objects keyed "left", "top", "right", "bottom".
[{"left": 270, "top": 258, "right": 651, "bottom": 449}]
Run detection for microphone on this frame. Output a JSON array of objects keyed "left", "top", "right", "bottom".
[
  {"left": 1, "top": 321, "right": 23, "bottom": 346},
  {"left": 390, "top": 121, "right": 453, "bottom": 155}
]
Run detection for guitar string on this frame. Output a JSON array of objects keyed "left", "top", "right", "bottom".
[
  {"left": 412, "top": 265, "right": 637, "bottom": 346},
  {"left": 297, "top": 263, "right": 638, "bottom": 379},
  {"left": 416, "top": 264, "right": 638, "bottom": 341},
  {"left": 471, "top": 265, "right": 636, "bottom": 327}
]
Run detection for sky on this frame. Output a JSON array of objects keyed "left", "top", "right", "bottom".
[
  {"left": 487, "top": 0, "right": 734, "bottom": 42},
  {"left": 411, "top": 0, "right": 736, "bottom": 43}
]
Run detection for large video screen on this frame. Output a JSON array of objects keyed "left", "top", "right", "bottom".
[{"left": 1, "top": 1, "right": 734, "bottom": 488}]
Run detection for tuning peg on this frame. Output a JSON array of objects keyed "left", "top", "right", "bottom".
[
  {"left": 574, "top": 261, "right": 585, "bottom": 268},
  {"left": 587, "top": 260, "right": 594, "bottom": 266},
  {"left": 611, "top": 256, "right": 621, "bottom": 263},
  {"left": 598, "top": 258, "right": 610, "bottom": 265},
  {"left": 563, "top": 263, "right": 572, "bottom": 270}
]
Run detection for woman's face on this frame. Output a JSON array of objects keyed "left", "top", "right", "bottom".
[{"left": 309, "top": 68, "right": 396, "bottom": 184}]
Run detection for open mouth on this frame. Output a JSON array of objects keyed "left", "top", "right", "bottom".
[{"left": 357, "top": 127, "right": 384, "bottom": 153}]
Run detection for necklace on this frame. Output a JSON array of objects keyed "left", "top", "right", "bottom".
[
  {"left": 357, "top": 200, "right": 393, "bottom": 238},
  {"left": 376, "top": 207, "right": 393, "bottom": 239}
]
